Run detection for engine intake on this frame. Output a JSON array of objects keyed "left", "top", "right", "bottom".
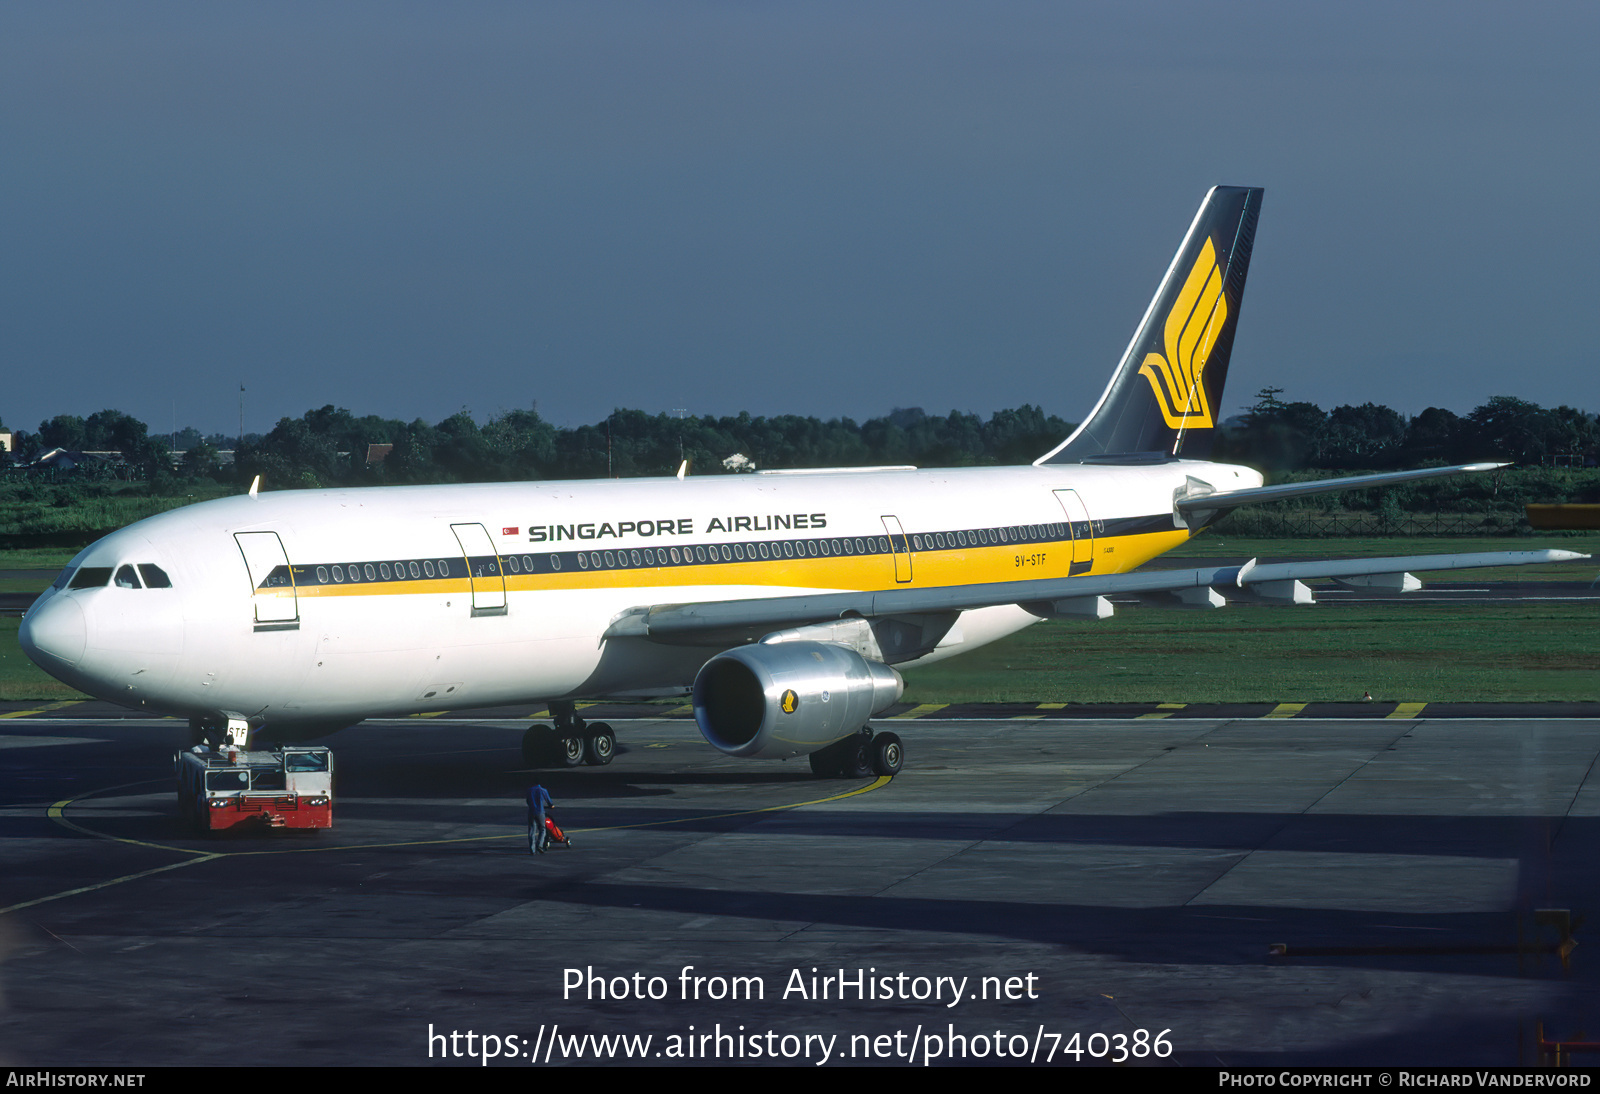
[{"left": 692, "top": 641, "right": 903, "bottom": 759}]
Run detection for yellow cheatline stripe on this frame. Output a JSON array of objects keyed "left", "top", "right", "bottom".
[
  {"left": 1137, "top": 703, "right": 1187, "bottom": 720},
  {"left": 288, "top": 527, "right": 1193, "bottom": 600},
  {"left": 1265, "top": 703, "right": 1306, "bottom": 719},
  {"left": 410, "top": 711, "right": 448, "bottom": 718},
  {"left": 892, "top": 704, "right": 947, "bottom": 719},
  {"left": 662, "top": 704, "right": 694, "bottom": 717},
  {"left": 1388, "top": 702, "right": 1427, "bottom": 719},
  {"left": 1, "top": 700, "right": 85, "bottom": 720},
  {"left": 6, "top": 775, "right": 894, "bottom": 914}
]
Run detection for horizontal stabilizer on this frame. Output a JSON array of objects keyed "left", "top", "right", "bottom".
[{"left": 1176, "top": 463, "right": 1508, "bottom": 514}]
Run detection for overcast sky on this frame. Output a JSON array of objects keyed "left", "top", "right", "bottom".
[{"left": 2, "top": 2, "right": 1596, "bottom": 441}]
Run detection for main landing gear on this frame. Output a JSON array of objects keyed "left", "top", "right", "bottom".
[
  {"left": 522, "top": 701, "right": 615, "bottom": 768},
  {"left": 808, "top": 727, "right": 903, "bottom": 779}
]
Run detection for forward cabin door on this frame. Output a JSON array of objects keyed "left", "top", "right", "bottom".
[
  {"left": 1051, "top": 489, "right": 1095, "bottom": 575},
  {"left": 450, "top": 523, "right": 507, "bottom": 616},
  {"left": 234, "top": 531, "right": 300, "bottom": 629}
]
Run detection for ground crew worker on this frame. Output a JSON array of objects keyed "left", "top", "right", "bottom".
[{"left": 527, "top": 784, "right": 552, "bottom": 854}]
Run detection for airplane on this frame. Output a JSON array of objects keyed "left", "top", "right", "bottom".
[{"left": 18, "top": 186, "right": 1588, "bottom": 778}]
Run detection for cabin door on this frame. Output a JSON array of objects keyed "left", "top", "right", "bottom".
[
  {"left": 880, "top": 515, "right": 913, "bottom": 583},
  {"left": 234, "top": 531, "right": 300, "bottom": 629},
  {"left": 1051, "top": 489, "right": 1095, "bottom": 575},
  {"left": 450, "top": 523, "right": 507, "bottom": 616}
]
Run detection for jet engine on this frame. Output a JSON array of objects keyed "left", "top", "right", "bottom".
[{"left": 692, "top": 640, "right": 903, "bottom": 759}]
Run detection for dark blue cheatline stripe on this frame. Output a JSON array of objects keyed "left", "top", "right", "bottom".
[{"left": 279, "top": 513, "right": 1171, "bottom": 590}]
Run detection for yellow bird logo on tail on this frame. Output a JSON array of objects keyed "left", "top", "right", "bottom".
[{"left": 1138, "top": 237, "right": 1228, "bottom": 430}]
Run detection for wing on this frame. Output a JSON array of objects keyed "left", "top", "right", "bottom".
[{"left": 603, "top": 549, "right": 1590, "bottom": 646}]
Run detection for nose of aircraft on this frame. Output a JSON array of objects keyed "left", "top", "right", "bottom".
[{"left": 19, "top": 595, "right": 88, "bottom": 667}]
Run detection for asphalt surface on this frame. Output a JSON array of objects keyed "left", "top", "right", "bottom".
[{"left": 2, "top": 711, "right": 1599, "bottom": 1067}]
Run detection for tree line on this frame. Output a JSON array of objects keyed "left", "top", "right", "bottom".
[{"left": 2, "top": 391, "right": 1597, "bottom": 491}]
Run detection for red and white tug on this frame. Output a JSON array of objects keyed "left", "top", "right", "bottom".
[{"left": 175, "top": 726, "right": 333, "bottom": 834}]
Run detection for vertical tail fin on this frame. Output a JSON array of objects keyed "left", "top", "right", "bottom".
[{"left": 1037, "top": 186, "right": 1263, "bottom": 464}]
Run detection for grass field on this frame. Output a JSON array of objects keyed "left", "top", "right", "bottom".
[
  {"left": 5, "top": 602, "right": 1595, "bottom": 705},
  {"left": 899, "top": 603, "right": 1600, "bottom": 704}
]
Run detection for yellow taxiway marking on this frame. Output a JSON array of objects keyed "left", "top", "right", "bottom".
[
  {"left": 1388, "top": 702, "right": 1427, "bottom": 719},
  {"left": 1137, "top": 703, "right": 1187, "bottom": 720},
  {"left": 1265, "top": 703, "right": 1306, "bottom": 719},
  {"left": 6, "top": 775, "right": 892, "bottom": 916},
  {"left": 0, "top": 701, "right": 84, "bottom": 720},
  {"left": 662, "top": 704, "right": 695, "bottom": 717},
  {"left": 1015, "top": 702, "right": 1069, "bottom": 721},
  {"left": 0, "top": 855, "right": 222, "bottom": 917},
  {"left": 892, "top": 704, "right": 948, "bottom": 719}
]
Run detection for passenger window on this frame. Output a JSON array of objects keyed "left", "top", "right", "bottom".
[
  {"left": 69, "top": 567, "right": 114, "bottom": 589},
  {"left": 409, "top": 561, "right": 421, "bottom": 579},
  {"left": 114, "top": 565, "right": 142, "bottom": 589}
]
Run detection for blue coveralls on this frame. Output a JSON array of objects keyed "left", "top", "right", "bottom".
[{"left": 527, "top": 784, "right": 553, "bottom": 853}]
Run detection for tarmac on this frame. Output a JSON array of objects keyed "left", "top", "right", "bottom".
[{"left": 2, "top": 706, "right": 1599, "bottom": 1067}]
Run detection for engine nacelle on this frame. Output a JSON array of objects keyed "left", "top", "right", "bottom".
[{"left": 693, "top": 641, "right": 903, "bottom": 759}]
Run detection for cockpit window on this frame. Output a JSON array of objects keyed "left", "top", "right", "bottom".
[
  {"left": 138, "top": 564, "right": 173, "bottom": 588},
  {"left": 68, "top": 567, "right": 113, "bottom": 589},
  {"left": 114, "top": 565, "right": 142, "bottom": 589},
  {"left": 51, "top": 568, "right": 76, "bottom": 590}
]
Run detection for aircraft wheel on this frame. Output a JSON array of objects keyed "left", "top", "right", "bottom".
[
  {"left": 810, "top": 734, "right": 872, "bottom": 779},
  {"left": 585, "top": 724, "right": 616, "bottom": 766},
  {"left": 522, "top": 724, "right": 557, "bottom": 767},
  {"left": 870, "top": 731, "right": 903, "bottom": 776},
  {"left": 839, "top": 735, "right": 874, "bottom": 779},
  {"left": 559, "top": 734, "right": 588, "bottom": 767},
  {"left": 808, "top": 750, "right": 838, "bottom": 778}
]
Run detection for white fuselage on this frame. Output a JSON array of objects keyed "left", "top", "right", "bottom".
[{"left": 20, "top": 460, "right": 1260, "bottom": 727}]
